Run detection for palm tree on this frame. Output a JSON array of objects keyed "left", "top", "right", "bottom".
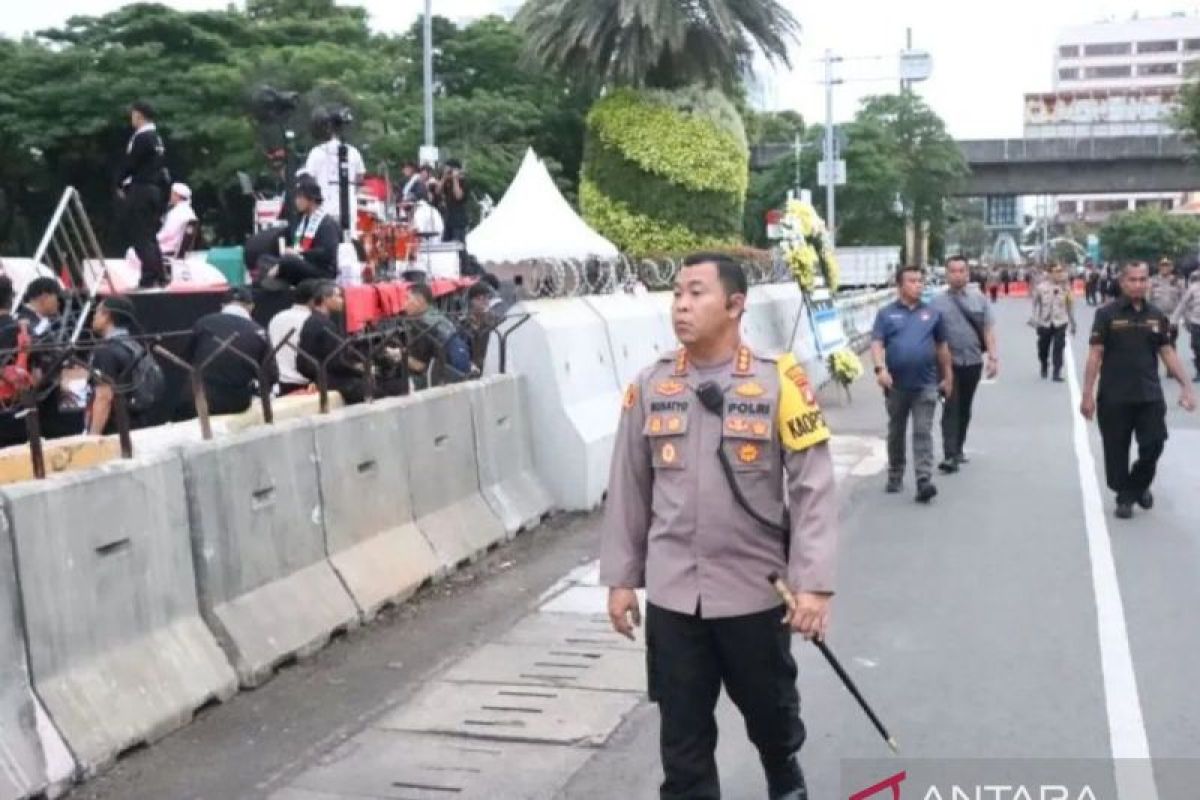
[{"left": 516, "top": 0, "right": 801, "bottom": 91}]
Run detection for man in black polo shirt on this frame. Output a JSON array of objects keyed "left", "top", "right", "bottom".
[
  {"left": 1081, "top": 261, "right": 1196, "bottom": 519},
  {"left": 177, "top": 287, "right": 277, "bottom": 419}
]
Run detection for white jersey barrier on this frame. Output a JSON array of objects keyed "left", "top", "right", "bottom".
[
  {"left": 469, "top": 376, "right": 554, "bottom": 537},
  {"left": 0, "top": 513, "right": 74, "bottom": 798},
  {"left": 487, "top": 299, "right": 621, "bottom": 510},
  {"left": 313, "top": 398, "right": 439, "bottom": 619},
  {"left": 740, "top": 288, "right": 789, "bottom": 355},
  {"left": 584, "top": 293, "right": 676, "bottom": 387},
  {"left": 181, "top": 421, "right": 360, "bottom": 688},
  {"left": 399, "top": 385, "right": 507, "bottom": 572},
  {"left": 1, "top": 454, "right": 237, "bottom": 776}
]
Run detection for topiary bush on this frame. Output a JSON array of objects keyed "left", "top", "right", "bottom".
[{"left": 581, "top": 87, "right": 749, "bottom": 255}]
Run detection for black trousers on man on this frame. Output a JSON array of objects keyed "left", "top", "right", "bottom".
[
  {"left": 1190, "top": 324, "right": 1200, "bottom": 376},
  {"left": 124, "top": 183, "right": 165, "bottom": 288},
  {"left": 1097, "top": 400, "right": 1168, "bottom": 505},
  {"left": 646, "top": 603, "right": 806, "bottom": 800},
  {"left": 941, "top": 363, "right": 983, "bottom": 461},
  {"left": 1037, "top": 324, "right": 1068, "bottom": 376}
]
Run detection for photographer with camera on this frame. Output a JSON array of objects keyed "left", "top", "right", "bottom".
[{"left": 301, "top": 106, "right": 365, "bottom": 237}]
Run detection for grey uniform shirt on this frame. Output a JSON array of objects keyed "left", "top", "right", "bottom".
[
  {"left": 1171, "top": 280, "right": 1200, "bottom": 327},
  {"left": 1149, "top": 274, "right": 1185, "bottom": 317},
  {"left": 1031, "top": 280, "right": 1074, "bottom": 328},
  {"left": 931, "top": 287, "right": 992, "bottom": 367},
  {"left": 599, "top": 345, "right": 839, "bottom": 619}
]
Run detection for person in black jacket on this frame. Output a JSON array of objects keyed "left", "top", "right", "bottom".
[
  {"left": 297, "top": 281, "right": 366, "bottom": 404},
  {"left": 0, "top": 277, "right": 27, "bottom": 448},
  {"left": 118, "top": 101, "right": 169, "bottom": 289},
  {"left": 260, "top": 179, "right": 341, "bottom": 291},
  {"left": 176, "top": 287, "right": 277, "bottom": 419}
]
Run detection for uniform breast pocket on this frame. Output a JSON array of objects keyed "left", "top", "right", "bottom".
[
  {"left": 722, "top": 416, "right": 774, "bottom": 473},
  {"left": 645, "top": 413, "right": 688, "bottom": 470}
]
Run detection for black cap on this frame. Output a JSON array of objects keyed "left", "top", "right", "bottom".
[
  {"left": 295, "top": 178, "right": 323, "bottom": 202},
  {"left": 100, "top": 295, "right": 140, "bottom": 329}
]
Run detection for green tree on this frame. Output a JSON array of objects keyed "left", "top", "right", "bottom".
[
  {"left": 1100, "top": 208, "right": 1200, "bottom": 263},
  {"left": 516, "top": 0, "right": 799, "bottom": 93}
]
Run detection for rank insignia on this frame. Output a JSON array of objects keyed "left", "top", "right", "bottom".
[
  {"left": 735, "top": 382, "right": 765, "bottom": 398},
  {"left": 734, "top": 345, "right": 753, "bottom": 376},
  {"left": 737, "top": 443, "right": 760, "bottom": 463},
  {"left": 656, "top": 380, "right": 686, "bottom": 397},
  {"left": 673, "top": 350, "right": 689, "bottom": 376},
  {"left": 622, "top": 384, "right": 638, "bottom": 410},
  {"left": 649, "top": 416, "right": 663, "bottom": 434},
  {"left": 667, "top": 416, "right": 683, "bottom": 433},
  {"left": 725, "top": 418, "right": 751, "bottom": 435},
  {"left": 751, "top": 421, "right": 769, "bottom": 437}
]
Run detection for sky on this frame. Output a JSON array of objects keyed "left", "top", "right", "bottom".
[{"left": 4, "top": 0, "right": 1200, "bottom": 139}]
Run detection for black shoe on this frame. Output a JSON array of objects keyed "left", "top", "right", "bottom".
[
  {"left": 955, "top": 453, "right": 970, "bottom": 465},
  {"left": 1136, "top": 490, "right": 1154, "bottom": 510},
  {"left": 938, "top": 459, "right": 959, "bottom": 474},
  {"left": 1114, "top": 502, "right": 1133, "bottom": 520},
  {"left": 1040, "top": 364, "right": 1049, "bottom": 379},
  {"left": 767, "top": 759, "right": 807, "bottom": 800},
  {"left": 1052, "top": 373, "right": 1065, "bottom": 383},
  {"left": 885, "top": 478, "right": 903, "bottom": 494},
  {"left": 915, "top": 480, "right": 938, "bottom": 503}
]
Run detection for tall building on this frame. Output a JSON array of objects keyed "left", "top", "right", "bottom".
[{"left": 1026, "top": 13, "right": 1200, "bottom": 223}]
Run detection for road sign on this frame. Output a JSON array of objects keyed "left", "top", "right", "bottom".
[
  {"left": 985, "top": 195, "right": 1018, "bottom": 229},
  {"left": 818, "top": 160, "right": 847, "bottom": 187},
  {"left": 899, "top": 50, "right": 933, "bottom": 82},
  {"left": 419, "top": 145, "right": 439, "bottom": 166},
  {"left": 766, "top": 209, "right": 784, "bottom": 241}
]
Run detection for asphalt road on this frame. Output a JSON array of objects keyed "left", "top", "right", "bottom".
[{"left": 68, "top": 295, "right": 1200, "bottom": 800}]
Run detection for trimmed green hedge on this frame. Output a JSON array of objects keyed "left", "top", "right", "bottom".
[
  {"left": 580, "top": 178, "right": 738, "bottom": 254},
  {"left": 581, "top": 87, "right": 749, "bottom": 255},
  {"left": 582, "top": 137, "right": 741, "bottom": 239}
]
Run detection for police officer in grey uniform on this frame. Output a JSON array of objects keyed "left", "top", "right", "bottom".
[
  {"left": 1149, "top": 258, "right": 1185, "bottom": 349},
  {"left": 1170, "top": 270, "right": 1200, "bottom": 381},
  {"left": 1030, "top": 263, "right": 1077, "bottom": 381},
  {"left": 601, "top": 253, "right": 839, "bottom": 800}
]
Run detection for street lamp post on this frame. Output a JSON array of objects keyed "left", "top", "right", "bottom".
[
  {"left": 423, "top": 0, "right": 435, "bottom": 152},
  {"left": 823, "top": 49, "right": 839, "bottom": 248}
]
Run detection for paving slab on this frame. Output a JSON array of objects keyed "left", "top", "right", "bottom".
[
  {"left": 278, "top": 729, "right": 592, "bottom": 800},
  {"left": 499, "top": 611, "right": 644, "bottom": 652},
  {"left": 441, "top": 642, "right": 645, "bottom": 692},
  {"left": 377, "top": 681, "right": 640, "bottom": 746}
]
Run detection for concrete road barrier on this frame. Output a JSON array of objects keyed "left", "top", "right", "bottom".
[
  {"left": 584, "top": 293, "right": 676, "bottom": 387},
  {"left": 181, "top": 421, "right": 359, "bottom": 688},
  {"left": 400, "top": 385, "right": 505, "bottom": 571},
  {"left": 741, "top": 288, "right": 789, "bottom": 355},
  {"left": 0, "top": 513, "right": 75, "bottom": 797},
  {"left": 469, "top": 376, "right": 553, "bottom": 537},
  {"left": 312, "top": 398, "right": 439, "bottom": 620},
  {"left": 0, "top": 435, "right": 119, "bottom": 486},
  {"left": 1, "top": 454, "right": 237, "bottom": 775},
  {"left": 486, "top": 298, "right": 620, "bottom": 510}
]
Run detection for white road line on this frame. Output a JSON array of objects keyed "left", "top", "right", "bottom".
[{"left": 1064, "top": 345, "right": 1159, "bottom": 800}]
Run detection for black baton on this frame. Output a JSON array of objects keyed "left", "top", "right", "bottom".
[{"left": 767, "top": 573, "right": 898, "bottom": 754}]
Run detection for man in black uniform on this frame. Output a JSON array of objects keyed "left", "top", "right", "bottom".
[
  {"left": 177, "top": 287, "right": 277, "bottom": 418},
  {"left": 87, "top": 296, "right": 155, "bottom": 435},
  {"left": 297, "top": 281, "right": 366, "bottom": 404},
  {"left": 1080, "top": 262, "right": 1196, "bottom": 519},
  {"left": 118, "top": 101, "right": 169, "bottom": 289}
]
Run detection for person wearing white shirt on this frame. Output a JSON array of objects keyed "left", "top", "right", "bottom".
[
  {"left": 300, "top": 111, "right": 365, "bottom": 236},
  {"left": 158, "top": 182, "right": 198, "bottom": 258},
  {"left": 269, "top": 279, "right": 315, "bottom": 395}
]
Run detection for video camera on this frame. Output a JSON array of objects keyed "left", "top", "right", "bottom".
[{"left": 250, "top": 86, "right": 300, "bottom": 124}]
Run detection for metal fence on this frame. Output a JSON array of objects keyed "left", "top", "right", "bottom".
[
  {"left": 508, "top": 253, "right": 786, "bottom": 298},
  {"left": 0, "top": 309, "right": 526, "bottom": 480}
]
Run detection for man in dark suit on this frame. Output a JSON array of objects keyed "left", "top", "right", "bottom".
[
  {"left": 297, "top": 281, "right": 367, "bottom": 404},
  {"left": 178, "top": 287, "right": 277, "bottom": 418},
  {"left": 260, "top": 178, "right": 341, "bottom": 290},
  {"left": 118, "top": 100, "right": 170, "bottom": 289}
]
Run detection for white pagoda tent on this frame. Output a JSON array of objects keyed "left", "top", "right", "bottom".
[{"left": 467, "top": 149, "right": 619, "bottom": 263}]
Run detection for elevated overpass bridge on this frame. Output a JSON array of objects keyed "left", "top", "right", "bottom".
[{"left": 752, "top": 133, "right": 1200, "bottom": 196}]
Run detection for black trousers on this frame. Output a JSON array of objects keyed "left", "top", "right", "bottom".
[
  {"left": 941, "top": 363, "right": 983, "bottom": 460},
  {"left": 277, "top": 255, "right": 333, "bottom": 285},
  {"left": 124, "top": 183, "right": 165, "bottom": 287},
  {"left": 646, "top": 603, "right": 806, "bottom": 800},
  {"left": 1037, "top": 325, "right": 1067, "bottom": 373},
  {"left": 1097, "top": 400, "right": 1168, "bottom": 504},
  {"left": 1190, "top": 324, "right": 1200, "bottom": 374}
]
